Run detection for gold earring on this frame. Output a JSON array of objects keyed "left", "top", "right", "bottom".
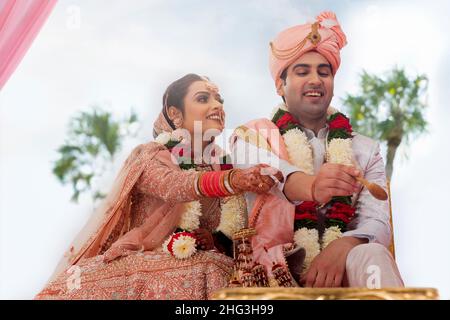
[{"left": 172, "top": 116, "right": 183, "bottom": 129}]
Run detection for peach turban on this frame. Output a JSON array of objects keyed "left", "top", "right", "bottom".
[{"left": 269, "top": 11, "right": 347, "bottom": 91}]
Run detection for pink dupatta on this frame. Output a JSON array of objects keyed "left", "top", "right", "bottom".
[
  {"left": 231, "top": 118, "right": 296, "bottom": 278},
  {"left": 0, "top": 0, "right": 57, "bottom": 89},
  {"left": 47, "top": 113, "right": 189, "bottom": 283}
]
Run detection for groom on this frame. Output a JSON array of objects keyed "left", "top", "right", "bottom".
[{"left": 230, "top": 11, "right": 403, "bottom": 288}]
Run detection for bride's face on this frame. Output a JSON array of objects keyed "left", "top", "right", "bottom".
[{"left": 181, "top": 80, "right": 225, "bottom": 136}]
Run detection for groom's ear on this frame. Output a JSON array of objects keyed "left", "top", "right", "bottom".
[{"left": 276, "top": 82, "right": 285, "bottom": 97}]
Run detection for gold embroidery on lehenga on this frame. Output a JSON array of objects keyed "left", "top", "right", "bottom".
[{"left": 36, "top": 162, "right": 235, "bottom": 300}]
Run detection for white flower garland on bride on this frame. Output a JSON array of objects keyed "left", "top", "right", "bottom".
[{"left": 155, "top": 131, "right": 246, "bottom": 259}]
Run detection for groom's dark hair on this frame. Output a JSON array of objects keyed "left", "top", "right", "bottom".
[{"left": 280, "top": 68, "right": 288, "bottom": 103}]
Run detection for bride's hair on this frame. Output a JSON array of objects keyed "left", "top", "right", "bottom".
[{"left": 162, "top": 73, "right": 205, "bottom": 129}]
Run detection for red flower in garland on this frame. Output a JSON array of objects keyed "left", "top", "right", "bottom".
[
  {"left": 295, "top": 212, "right": 318, "bottom": 221},
  {"left": 272, "top": 108, "right": 357, "bottom": 232},
  {"left": 169, "top": 145, "right": 185, "bottom": 157},
  {"left": 328, "top": 213, "right": 351, "bottom": 224},
  {"left": 296, "top": 201, "right": 317, "bottom": 213},
  {"left": 295, "top": 201, "right": 318, "bottom": 222},
  {"left": 295, "top": 201, "right": 318, "bottom": 220},
  {"left": 276, "top": 113, "right": 298, "bottom": 130},
  {"left": 329, "top": 114, "right": 352, "bottom": 134},
  {"left": 327, "top": 202, "right": 356, "bottom": 224},
  {"left": 167, "top": 231, "right": 198, "bottom": 255}
]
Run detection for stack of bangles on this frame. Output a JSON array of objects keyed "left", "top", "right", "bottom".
[{"left": 195, "top": 170, "right": 237, "bottom": 197}]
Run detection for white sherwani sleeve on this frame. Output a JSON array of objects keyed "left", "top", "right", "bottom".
[
  {"left": 343, "top": 138, "right": 392, "bottom": 247},
  {"left": 231, "top": 137, "right": 302, "bottom": 206}
]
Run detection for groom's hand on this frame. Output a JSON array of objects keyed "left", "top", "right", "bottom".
[
  {"left": 284, "top": 164, "right": 360, "bottom": 203},
  {"left": 312, "top": 164, "right": 361, "bottom": 204},
  {"left": 300, "top": 237, "right": 367, "bottom": 288}
]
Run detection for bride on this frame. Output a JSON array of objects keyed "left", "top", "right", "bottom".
[{"left": 35, "top": 73, "right": 281, "bottom": 300}]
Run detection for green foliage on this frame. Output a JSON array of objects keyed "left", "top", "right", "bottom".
[
  {"left": 343, "top": 67, "right": 428, "bottom": 142},
  {"left": 328, "top": 129, "right": 352, "bottom": 140},
  {"left": 325, "top": 219, "right": 347, "bottom": 232},
  {"left": 342, "top": 67, "right": 429, "bottom": 179},
  {"left": 330, "top": 196, "right": 352, "bottom": 206},
  {"left": 52, "top": 107, "right": 139, "bottom": 203},
  {"left": 294, "top": 220, "right": 318, "bottom": 231}
]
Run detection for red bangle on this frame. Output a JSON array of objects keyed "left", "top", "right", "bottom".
[
  {"left": 211, "top": 172, "right": 228, "bottom": 197},
  {"left": 208, "top": 173, "right": 218, "bottom": 196},
  {"left": 203, "top": 173, "right": 214, "bottom": 197},
  {"left": 200, "top": 172, "right": 230, "bottom": 197},
  {"left": 200, "top": 172, "right": 214, "bottom": 197},
  {"left": 198, "top": 173, "right": 209, "bottom": 197}
]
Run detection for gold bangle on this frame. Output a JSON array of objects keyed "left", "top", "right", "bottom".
[
  {"left": 219, "top": 171, "right": 226, "bottom": 196},
  {"left": 194, "top": 173, "right": 201, "bottom": 196},
  {"left": 221, "top": 171, "right": 233, "bottom": 196},
  {"left": 223, "top": 170, "right": 235, "bottom": 195},
  {"left": 227, "top": 169, "right": 238, "bottom": 194},
  {"left": 196, "top": 172, "right": 206, "bottom": 197}
]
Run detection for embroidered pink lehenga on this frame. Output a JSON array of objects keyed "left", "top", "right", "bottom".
[{"left": 35, "top": 113, "right": 240, "bottom": 300}]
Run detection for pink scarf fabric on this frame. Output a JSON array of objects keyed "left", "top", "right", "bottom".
[
  {"left": 0, "top": 0, "right": 57, "bottom": 89},
  {"left": 231, "top": 118, "right": 295, "bottom": 278},
  {"left": 48, "top": 112, "right": 190, "bottom": 282}
]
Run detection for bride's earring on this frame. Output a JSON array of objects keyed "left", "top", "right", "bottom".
[{"left": 171, "top": 115, "right": 183, "bottom": 129}]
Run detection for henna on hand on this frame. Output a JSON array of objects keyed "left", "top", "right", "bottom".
[{"left": 230, "top": 164, "right": 283, "bottom": 194}]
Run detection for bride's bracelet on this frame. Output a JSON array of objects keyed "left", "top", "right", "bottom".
[
  {"left": 224, "top": 169, "right": 236, "bottom": 194},
  {"left": 197, "top": 171, "right": 234, "bottom": 198}
]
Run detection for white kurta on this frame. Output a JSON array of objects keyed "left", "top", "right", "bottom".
[{"left": 231, "top": 123, "right": 404, "bottom": 287}]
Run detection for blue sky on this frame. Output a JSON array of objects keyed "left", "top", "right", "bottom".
[{"left": 1, "top": 0, "right": 449, "bottom": 299}]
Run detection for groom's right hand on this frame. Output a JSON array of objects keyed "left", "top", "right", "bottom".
[
  {"left": 312, "top": 163, "right": 361, "bottom": 204},
  {"left": 284, "top": 164, "right": 361, "bottom": 203}
]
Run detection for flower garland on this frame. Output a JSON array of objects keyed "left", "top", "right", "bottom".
[
  {"left": 271, "top": 103, "right": 357, "bottom": 273},
  {"left": 155, "top": 130, "right": 246, "bottom": 259}
]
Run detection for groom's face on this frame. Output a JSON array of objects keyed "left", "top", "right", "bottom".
[{"left": 280, "top": 51, "right": 334, "bottom": 120}]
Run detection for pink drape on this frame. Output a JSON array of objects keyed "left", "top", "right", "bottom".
[{"left": 0, "top": 0, "right": 57, "bottom": 90}]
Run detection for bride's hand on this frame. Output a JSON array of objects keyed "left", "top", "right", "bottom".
[
  {"left": 103, "top": 244, "right": 143, "bottom": 263},
  {"left": 193, "top": 228, "right": 215, "bottom": 250},
  {"left": 103, "top": 246, "right": 128, "bottom": 263},
  {"left": 230, "top": 164, "right": 283, "bottom": 194}
]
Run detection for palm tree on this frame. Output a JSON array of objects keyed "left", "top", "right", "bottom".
[
  {"left": 342, "top": 67, "right": 428, "bottom": 181},
  {"left": 52, "top": 107, "right": 139, "bottom": 202}
]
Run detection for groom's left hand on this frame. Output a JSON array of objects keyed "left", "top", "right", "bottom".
[{"left": 300, "top": 237, "right": 367, "bottom": 288}]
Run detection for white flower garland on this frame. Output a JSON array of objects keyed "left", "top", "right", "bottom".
[
  {"left": 293, "top": 228, "right": 320, "bottom": 271},
  {"left": 273, "top": 104, "right": 352, "bottom": 273},
  {"left": 282, "top": 128, "right": 314, "bottom": 175},
  {"left": 155, "top": 131, "right": 246, "bottom": 259}
]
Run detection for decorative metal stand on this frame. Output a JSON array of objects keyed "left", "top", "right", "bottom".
[{"left": 228, "top": 228, "right": 269, "bottom": 287}]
